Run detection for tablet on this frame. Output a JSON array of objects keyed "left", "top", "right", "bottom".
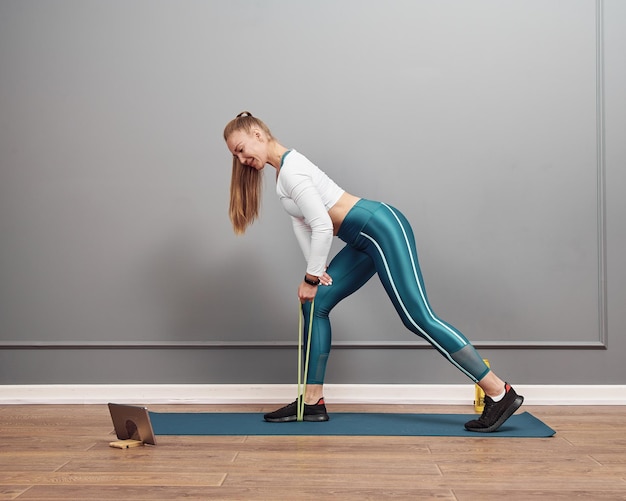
[{"left": 108, "top": 403, "right": 157, "bottom": 445}]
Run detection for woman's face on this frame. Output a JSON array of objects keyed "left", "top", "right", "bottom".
[{"left": 226, "top": 128, "right": 267, "bottom": 171}]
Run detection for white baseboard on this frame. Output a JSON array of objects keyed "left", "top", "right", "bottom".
[{"left": 1, "top": 384, "right": 625, "bottom": 405}]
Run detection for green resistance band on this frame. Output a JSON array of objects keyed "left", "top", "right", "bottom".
[{"left": 297, "top": 299, "right": 315, "bottom": 422}]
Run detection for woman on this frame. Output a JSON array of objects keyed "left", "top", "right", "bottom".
[{"left": 223, "top": 111, "right": 523, "bottom": 432}]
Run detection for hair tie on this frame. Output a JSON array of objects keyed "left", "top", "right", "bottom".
[{"left": 236, "top": 111, "right": 253, "bottom": 118}]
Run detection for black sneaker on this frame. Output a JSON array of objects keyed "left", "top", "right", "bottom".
[
  {"left": 264, "top": 397, "right": 329, "bottom": 423},
  {"left": 464, "top": 383, "right": 524, "bottom": 432}
]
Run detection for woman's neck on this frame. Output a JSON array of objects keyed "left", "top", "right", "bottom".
[{"left": 267, "top": 141, "right": 289, "bottom": 170}]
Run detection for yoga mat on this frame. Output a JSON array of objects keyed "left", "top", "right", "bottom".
[{"left": 149, "top": 411, "right": 555, "bottom": 438}]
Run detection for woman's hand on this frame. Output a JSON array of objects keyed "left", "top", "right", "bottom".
[
  {"left": 298, "top": 281, "right": 318, "bottom": 304},
  {"left": 298, "top": 270, "right": 333, "bottom": 303},
  {"left": 319, "top": 271, "right": 333, "bottom": 286}
]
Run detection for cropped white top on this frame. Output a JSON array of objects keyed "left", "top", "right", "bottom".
[{"left": 276, "top": 150, "right": 345, "bottom": 276}]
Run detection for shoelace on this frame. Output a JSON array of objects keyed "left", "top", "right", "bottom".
[{"left": 477, "top": 398, "right": 497, "bottom": 422}]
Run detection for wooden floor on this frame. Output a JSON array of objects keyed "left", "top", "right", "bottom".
[{"left": 1, "top": 403, "right": 625, "bottom": 500}]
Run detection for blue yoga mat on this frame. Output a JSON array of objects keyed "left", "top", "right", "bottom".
[{"left": 149, "top": 411, "right": 555, "bottom": 438}]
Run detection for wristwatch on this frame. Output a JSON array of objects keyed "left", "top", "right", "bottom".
[{"left": 304, "top": 275, "right": 320, "bottom": 286}]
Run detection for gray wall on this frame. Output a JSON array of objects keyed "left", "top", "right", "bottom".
[{"left": 1, "top": 0, "right": 625, "bottom": 385}]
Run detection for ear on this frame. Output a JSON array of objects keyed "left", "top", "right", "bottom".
[{"left": 251, "top": 128, "right": 265, "bottom": 142}]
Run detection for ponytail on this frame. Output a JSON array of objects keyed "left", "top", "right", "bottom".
[{"left": 224, "top": 112, "right": 272, "bottom": 234}]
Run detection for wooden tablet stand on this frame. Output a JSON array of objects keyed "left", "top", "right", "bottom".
[{"left": 109, "top": 439, "right": 144, "bottom": 449}]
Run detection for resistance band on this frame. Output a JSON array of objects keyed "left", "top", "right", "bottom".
[{"left": 297, "top": 299, "right": 315, "bottom": 421}]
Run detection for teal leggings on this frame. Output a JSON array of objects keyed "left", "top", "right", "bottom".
[{"left": 302, "top": 199, "right": 490, "bottom": 384}]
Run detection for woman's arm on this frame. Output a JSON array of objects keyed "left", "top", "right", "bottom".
[
  {"left": 289, "top": 179, "right": 334, "bottom": 278},
  {"left": 291, "top": 216, "right": 312, "bottom": 262}
]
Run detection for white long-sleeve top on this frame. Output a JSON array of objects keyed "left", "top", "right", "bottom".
[{"left": 276, "top": 150, "right": 345, "bottom": 277}]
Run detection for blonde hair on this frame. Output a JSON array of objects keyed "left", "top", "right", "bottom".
[{"left": 223, "top": 112, "right": 274, "bottom": 235}]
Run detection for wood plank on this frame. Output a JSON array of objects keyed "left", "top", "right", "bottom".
[
  {"left": 57, "top": 454, "right": 238, "bottom": 473},
  {"left": 0, "top": 486, "right": 30, "bottom": 501},
  {"left": 15, "top": 485, "right": 458, "bottom": 500},
  {"left": 454, "top": 490, "right": 626, "bottom": 501},
  {"left": 0, "top": 472, "right": 225, "bottom": 487},
  {"left": 220, "top": 471, "right": 626, "bottom": 491}
]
